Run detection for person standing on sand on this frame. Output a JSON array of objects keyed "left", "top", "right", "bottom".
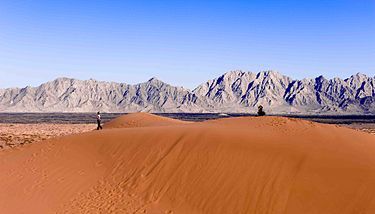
[{"left": 96, "top": 112, "right": 103, "bottom": 130}]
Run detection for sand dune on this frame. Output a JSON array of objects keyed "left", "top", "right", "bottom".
[
  {"left": 0, "top": 113, "right": 375, "bottom": 213},
  {"left": 103, "top": 112, "right": 189, "bottom": 129}
]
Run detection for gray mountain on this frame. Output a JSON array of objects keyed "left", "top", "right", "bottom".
[
  {"left": 193, "top": 71, "right": 293, "bottom": 113},
  {"left": 0, "top": 77, "right": 202, "bottom": 113},
  {"left": 0, "top": 71, "right": 374, "bottom": 114}
]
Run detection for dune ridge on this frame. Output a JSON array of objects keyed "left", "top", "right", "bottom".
[
  {"left": 0, "top": 113, "right": 375, "bottom": 213},
  {"left": 103, "top": 112, "right": 189, "bottom": 129}
]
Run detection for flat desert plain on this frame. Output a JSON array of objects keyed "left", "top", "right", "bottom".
[
  {"left": 0, "top": 123, "right": 94, "bottom": 149},
  {"left": 0, "top": 113, "right": 375, "bottom": 213}
]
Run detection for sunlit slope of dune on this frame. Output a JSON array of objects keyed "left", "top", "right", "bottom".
[
  {"left": 0, "top": 115, "right": 374, "bottom": 213},
  {"left": 103, "top": 112, "right": 189, "bottom": 129}
]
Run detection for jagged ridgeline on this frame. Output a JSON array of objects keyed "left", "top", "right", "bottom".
[{"left": 0, "top": 71, "right": 374, "bottom": 114}]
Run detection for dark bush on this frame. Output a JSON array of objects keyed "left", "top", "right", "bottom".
[{"left": 257, "top": 105, "right": 266, "bottom": 116}]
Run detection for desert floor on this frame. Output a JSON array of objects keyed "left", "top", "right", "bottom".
[
  {"left": 341, "top": 123, "right": 375, "bottom": 135},
  {"left": 0, "top": 123, "right": 94, "bottom": 149}
]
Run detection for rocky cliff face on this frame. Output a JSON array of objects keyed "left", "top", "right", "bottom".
[
  {"left": 0, "top": 77, "right": 200, "bottom": 113},
  {"left": 193, "top": 71, "right": 293, "bottom": 113},
  {"left": 0, "top": 71, "right": 374, "bottom": 114},
  {"left": 282, "top": 73, "right": 375, "bottom": 114}
]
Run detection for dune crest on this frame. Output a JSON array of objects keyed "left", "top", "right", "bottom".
[
  {"left": 103, "top": 112, "right": 189, "bottom": 129},
  {"left": 0, "top": 115, "right": 375, "bottom": 213}
]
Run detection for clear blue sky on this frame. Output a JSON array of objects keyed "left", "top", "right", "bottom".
[{"left": 0, "top": 0, "right": 374, "bottom": 89}]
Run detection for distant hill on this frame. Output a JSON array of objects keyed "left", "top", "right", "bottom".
[{"left": 0, "top": 71, "right": 374, "bottom": 114}]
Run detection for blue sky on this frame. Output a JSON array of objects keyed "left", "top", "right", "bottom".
[{"left": 0, "top": 0, "right": 374, "bottom": 89}]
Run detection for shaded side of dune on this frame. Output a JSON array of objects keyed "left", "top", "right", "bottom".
[{"left": 0, "top": 117, "right": 375, "bottom": 213}]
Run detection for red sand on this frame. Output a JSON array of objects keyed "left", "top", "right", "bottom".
[
  {"left": 0, "top": 113, "right": 374, "bottom": 213},
  {"left": 103, "top": 112, "right": 190, "bottom": 129}
]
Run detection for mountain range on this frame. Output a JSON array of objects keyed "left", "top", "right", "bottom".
[{"left": 0, "top": 71, "right": 374, "bottom": 114}]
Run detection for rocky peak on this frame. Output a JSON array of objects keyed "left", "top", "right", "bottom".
[{"left": 0, "top": 71, "right": 373, "bottom": 114}]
